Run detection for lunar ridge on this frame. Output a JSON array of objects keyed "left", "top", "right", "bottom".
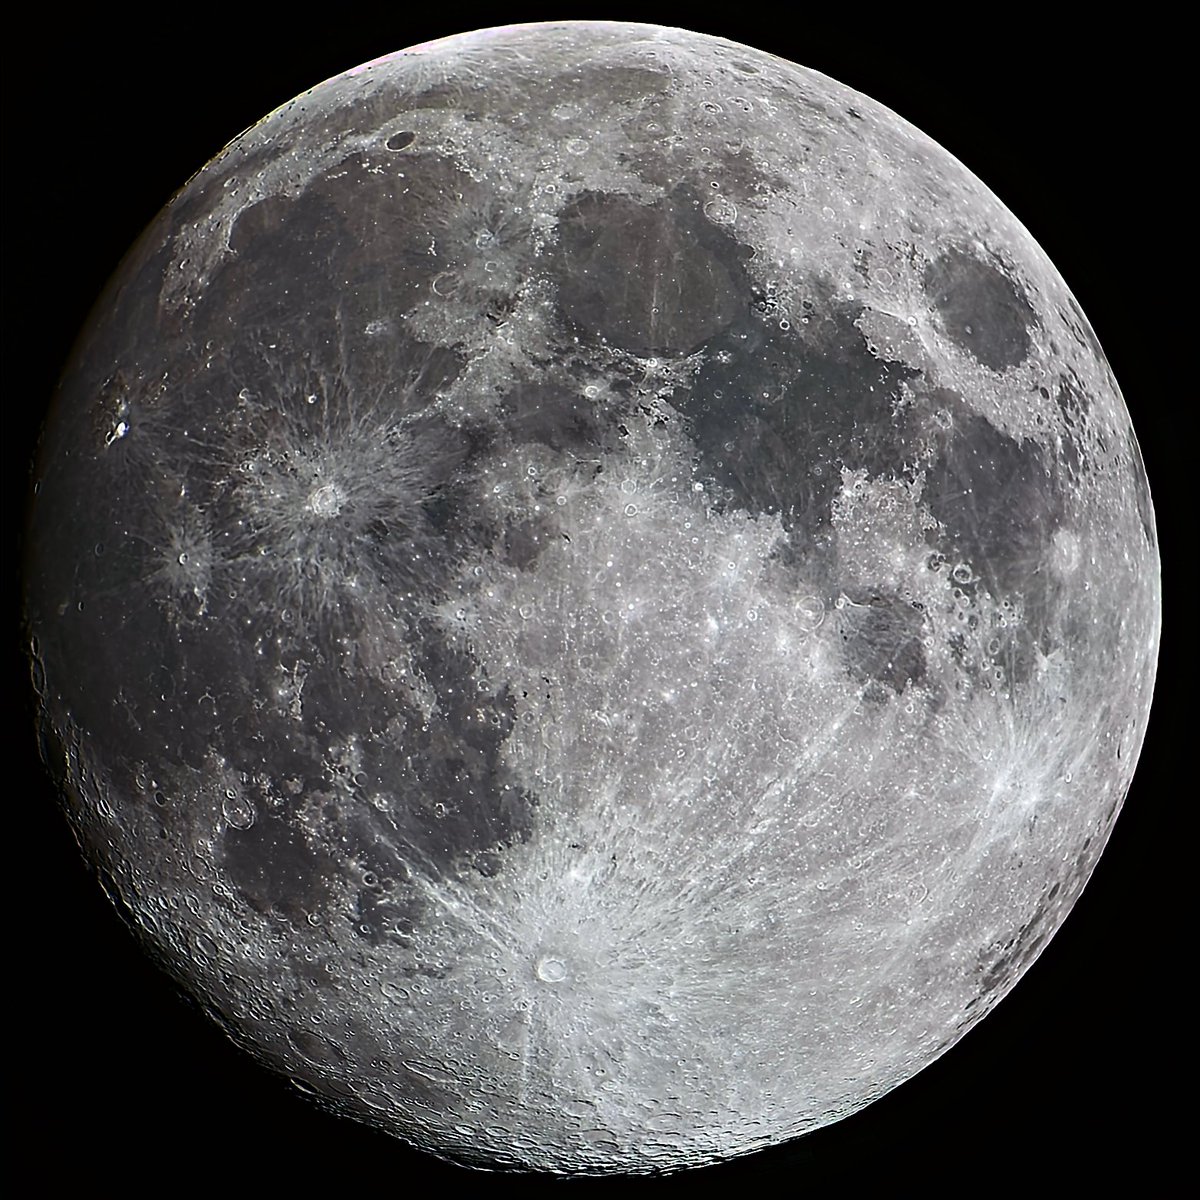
[{"left": 24, "top": 21, "right": 1159, "bottom": 1175}]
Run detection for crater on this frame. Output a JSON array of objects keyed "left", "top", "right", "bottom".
[
  {"left": 307, "top": 480, "right": 346, "bottom": 518},
  {"left": 535, "top": 956, "right": 568, "bottom": 983}
]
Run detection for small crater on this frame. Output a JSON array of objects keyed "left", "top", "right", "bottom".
[
  {"left": 221, "top": 790, "right": 256, "bottom": 830},
  {"left": 703, "top": 195, "right": 738, "bottom": 226},
  {"left": 307, "top": 480, "right": 346, "bottom": 518},
  {"left": 385, "top": 130, "right": 416, "bottom": 151},
  {"left": 535, "top": 956, "right": 567, "bottom": 983},
  {"left": 1049, "top": 528, "right": 1081, "bottom": 576}
]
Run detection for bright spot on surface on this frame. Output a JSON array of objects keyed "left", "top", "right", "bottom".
[
  {"left": 1051, "top": 527, "right": 1082, "bottom": 575},
  {"left": 307, "top": 481, "right": 347, "bottom": 518},
  {"left": 536, "top": 956, "right": 567, "bottom": 983}
]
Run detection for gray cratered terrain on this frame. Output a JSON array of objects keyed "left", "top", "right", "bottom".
[{"left": 24, "top": 22, "right": 1159, "bottom": 1174}]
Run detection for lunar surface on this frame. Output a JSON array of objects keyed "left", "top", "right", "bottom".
[{"left": 23, "top": 22, "right": 1160, "bottom": 1175}]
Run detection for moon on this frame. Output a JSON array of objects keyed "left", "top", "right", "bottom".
[{"left": 17, "top": 19, "right": 1163, "bottom": 1179}]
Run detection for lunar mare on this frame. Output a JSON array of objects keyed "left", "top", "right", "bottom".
[{"left": 23, "top": 21, "right": 1159, "bottom": 1176}]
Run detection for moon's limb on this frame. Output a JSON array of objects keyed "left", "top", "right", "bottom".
[{"left": 24, "top": 22, "right": 1159, "bottom": 1175}]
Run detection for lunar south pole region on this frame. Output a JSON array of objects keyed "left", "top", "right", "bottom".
[{"left": 12, "top": 15, "right": 1172, "bottom": 1185}]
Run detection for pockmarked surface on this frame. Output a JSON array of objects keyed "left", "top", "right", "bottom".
[{"left": 24, "top": 21, "right": 1160, "bottom": 1174}]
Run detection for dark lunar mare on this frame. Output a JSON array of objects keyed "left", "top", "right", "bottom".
[
  {"left": 25, "top": 316, "right": 546, "bottom": 942},
  {"left": 540, "top": 179, "right": 1080, "bottom": 695},
  {"left": 922, "top": 248, "right": 1038, "bottom": 372}
]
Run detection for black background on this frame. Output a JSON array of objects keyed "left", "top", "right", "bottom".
[{"left": 7, "top": 10, "right": 1180, "bottom": 1192}]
